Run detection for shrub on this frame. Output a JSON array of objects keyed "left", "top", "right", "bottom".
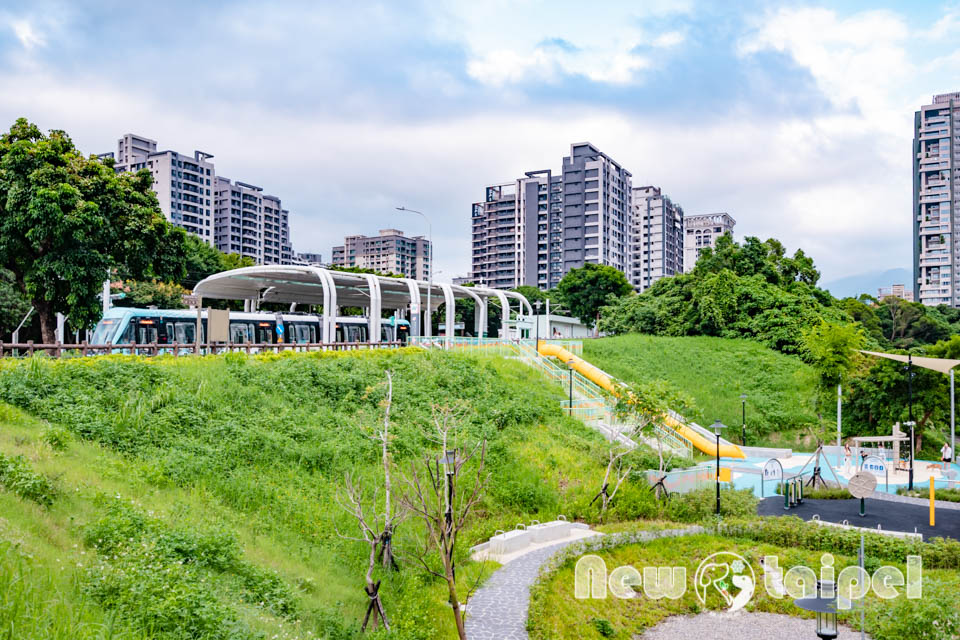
[
  {"left": 41, "top": 424, "right": 71, "bottom": 451},
  {"left": 665, "top": 486, "right": 758, "bottom": 522},
  {"left": 591, "top": 617, "right": 615, "bottom": 637},
  {"left": 865, "top": 577, "right": 960, "bottom": 640},
  {"left": 0, "top": 452, "right": 58, "bottom": 507},
  {"left": 720, "top": 516, "right": 960, "bottom": 570}
]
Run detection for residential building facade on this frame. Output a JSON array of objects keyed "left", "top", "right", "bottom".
[
  {"left": 630, "top": 186, "right": 684, "bottom": 291},
  {"left": 470, "top": 142, "right": 633, "bottom": 290},
  {"left": 108, "top": 134, "right": 216, "bottom": 243},
  {"left": 331, "top": 229, "right": 430, "bottom": 280},
  {"left": 683, "top": 213, "right": 736, "bottom": 273},
  {"left": 914, "top": 92, "right": 960, "bottom": 306},
  {"left": 106, "top": 133, "right": 295, "bottom": 265},
  {"left": 878, "top": 284, "right": 915, "bottom": 302}
]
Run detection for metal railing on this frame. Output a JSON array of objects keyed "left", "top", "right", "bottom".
[{"left": 0, "top": 341, "right": 403, "bottom": 358}]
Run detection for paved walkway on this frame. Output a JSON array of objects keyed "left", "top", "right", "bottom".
[
  {"left": 465, "top": 527, "right": 703, "bottom": 640},
  {"left": 465, "top": 538, "right": 580, "bottom": 640}
]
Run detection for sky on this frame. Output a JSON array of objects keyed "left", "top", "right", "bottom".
[{"left": 2, "top": 1, "right": 960, "bottom": 286}]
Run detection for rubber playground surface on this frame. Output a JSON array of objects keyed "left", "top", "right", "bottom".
[{"left": 757, "top": 497, "right": 960, "bottom": 541}]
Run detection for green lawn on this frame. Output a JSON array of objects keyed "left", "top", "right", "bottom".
[
  {"left": 0, "top": 349, "right": 694, "bottom": 639},
  {"left": 584, "top": 335, "right": 823, "bottom": 447},
  {"left": 528, "top": 533, "right": 960, "bottom": 640}
]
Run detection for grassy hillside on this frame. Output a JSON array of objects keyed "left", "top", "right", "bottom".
[
  {"left": 584, "top": 335, "right": 823, "bottom": 446},
  {"left": 0, "top": 349, "right": 690, "bottom": 639}
]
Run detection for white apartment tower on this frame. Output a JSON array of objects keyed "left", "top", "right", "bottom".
[
  {"left": 213, "top": 177, "right": 292, "bottom": 265},
  {"left": 914, "top": 92, "right": 960, "bottom": 306},
  {"left": 630, "top": 186, "right": 684, "bottom": 291},
  {"left": 683, "top": 213, "right": 736, "bottom": 272},
  {"left": 111, "top": 134, "right": 216, "bottom": 243}
]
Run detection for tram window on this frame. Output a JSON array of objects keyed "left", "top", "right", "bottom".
[
  {"left": 117, "top": 323, "right": 135, "bottom": 344},
  {"left": 165, "top": 323, "right": 174, "bottom": 342},
  {"left": 137, "top": 325, "right": 158, "bottom": 344},
  {"left": 381, "top": 326, "right": 391, "bottom": 342},
  {"left": 346, "top": 325, "right": 367, "bottom": 342},
  {"left": 257, "top": 324, "right": 273, "bottom": 344},
  {"left": 309, "top": 325, "right": 317, "bottom": 343},
  {"left": 175, "top": 322, "right": 195, "bottom": 344},
  {"left": 335, "top": 324, "right": 344, "bottom": 342},
  {"left": 230, "top": 323, "right": 254, "bottom": 343},
  {"left": 293, "top": 324, "right": 312, "bottom": 344}
]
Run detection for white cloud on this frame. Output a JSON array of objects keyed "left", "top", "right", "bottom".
[
  {"left": 7, "top": 18, "right": 45, "bottom": 50},
  {"left": 652, "top": 31, "right": 684, "bottom": 48}
]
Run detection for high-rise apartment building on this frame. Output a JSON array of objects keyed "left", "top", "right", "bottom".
[
  {"left": 561, "top": 143, "right": 632, "bottom": 276},
  {"left": 331, "top": 229, "right": 431, "bottom": 280},
  {"left": 630, "top": 186, "right": 684, "bottom": 291},
  {"left": 683, "top": 213, "right": 736, "bottom": 273},
  {"left": 470, "top": 172, "right": 564, "bottom": 290},
  {"left": 107, "top": 134, "right": 216, "bottom": 243},
  {"left": 914, "top": 92, "right": 960, "bottom": 306},
  {"left": 213, "top": 177, "right": 292, "bottom": 265},
  {"left": 105, "top": 134, "right": 295, "bottom": 265},
  {"left": 470, "top": 142, "right": 633, "bottom": 290}
]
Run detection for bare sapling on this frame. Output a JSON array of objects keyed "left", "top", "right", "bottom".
[
  {"left": 398, "top": 404, "right": 489, "bottom": 640},
  {"left": 335, "top": 370, "right": 403, "bottom": 632}
]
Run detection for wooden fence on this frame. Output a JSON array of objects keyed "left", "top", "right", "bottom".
[{"left": 0, "top": 341, "right": 403, "bottom": 358}]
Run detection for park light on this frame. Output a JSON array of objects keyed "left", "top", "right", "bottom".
[
  {"left": 711, "top": 420, "right": 727, "bottom": 515},
  {"left": 566, "top": 358, "right": 576, "bottom": 413},
  {"left": 534, "top": 300, "right": 542, "bottom": 348},
  {"left": 739, "top": 393, "right": 747, "bottom": 446},
  {"left": 794, "top": 580, "right": 848, "bottom": 639}
]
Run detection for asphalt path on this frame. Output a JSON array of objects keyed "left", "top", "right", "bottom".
[{"left": 757, "top": 498, "right": 960, "bottom": 541}]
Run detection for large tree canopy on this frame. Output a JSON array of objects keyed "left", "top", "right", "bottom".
[
  {"left": 0, "top": 118, "right": 186, "bottom": 342},
  {"left": 555, "top": 263, "right": 633, "bottom": 326}
]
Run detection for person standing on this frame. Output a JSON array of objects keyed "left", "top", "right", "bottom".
[
  {"left": 843, "top": 441, "right": 852, "bottom": 473},
  {"left": 942, "top": 440, "right": 953, "bottom": 471}
]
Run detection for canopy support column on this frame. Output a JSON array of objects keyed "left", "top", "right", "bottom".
[
  {"left": 402, "top": 279, "right": 422, "bottom": 337},
  {"left": 364, "top": 274, "right": 382, "bottom": 343},
  {"left": 440, "top": 284, "right": 455, "bottom": 345},
  {"left": 493, "top": 290, "right": 510, "bottom": 338},
  {"left": 315, "top": 268, "right": 336, "bottom": 342}
]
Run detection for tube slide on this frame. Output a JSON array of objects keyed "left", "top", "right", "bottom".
[{"left": 537, "top": 342, "right": 746, "bottom": 459}]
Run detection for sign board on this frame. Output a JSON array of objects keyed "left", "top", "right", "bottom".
[
  {"left": 762, "top": 459, "right": 784, "bottom": 482},
  {"left": 207, "top": 308, "right": 230, "bottom": 342},
  {"left": 848, "top": 472, "right": 877, "bottom": 499},
  {"left": 862, "top": 457, "right": 886, "bottom": 475},
  {"left": 181, "top": 294, "right": 198, "bottom": 307}
]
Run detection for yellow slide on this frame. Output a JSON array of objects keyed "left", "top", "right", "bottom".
[{"left": 537, "top": 342, "right": 746, "bottom": 459}]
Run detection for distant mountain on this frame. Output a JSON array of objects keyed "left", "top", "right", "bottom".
[{"left": 821, "top": 268, "right": 911, "bottom": 300}]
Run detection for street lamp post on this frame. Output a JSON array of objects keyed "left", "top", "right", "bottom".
[
  {"left": 396, "top": 207, "right": 432, "bottom": 338},
  {"left": 904, "top": 355, "right": 915, "bottom": 490},
  {"left": 567, "top": 358, "right": 575, "bottom": 415},
  {"left": 739, "top": 393, "right": 747, "bottom": 446},
  {"left": 712, "top": 420, "right": 728, "bottom": 515},
  {"left": 441, "top": 449, "right": 457, "bottom": 598},
  {"left": 534, "top": 300, "right": 542, "bottom": 351}
]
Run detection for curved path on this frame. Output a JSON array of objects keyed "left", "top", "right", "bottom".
[{"left": 465, "top": 527, "right": 702, "bottom": 640}]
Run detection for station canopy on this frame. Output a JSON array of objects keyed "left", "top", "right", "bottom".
[{"left": 193, "top": 265, "right": 532, "bottom": 339}]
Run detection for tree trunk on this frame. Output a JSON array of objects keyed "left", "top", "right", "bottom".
[
  {"left": 36, "top": 301, "right": 56, "bottom": 345},
  {"left": 447, "top": 572, "right": 467, "bottom": 640}
]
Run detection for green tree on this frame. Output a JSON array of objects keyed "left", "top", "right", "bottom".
[
  {"left": 0, "top": 118, "right": 187, "bottom": 342},
  {"left": 112, "top": 280, "right": 189, "bottom": 310},
  {"left": 181, "top": 234, "right": 225, "bottom": 287},
  {"left": 0, "top": 268, "right": 31, "bottom": 339},
  {"left": 800, "top": 319, "right": 865, "bottom": 388},
  {"left": 220, "top": 252, "right": 256, "bottom": 271},
  {"left": 555, "top": 263, "right": 633, "bottom": 326}
]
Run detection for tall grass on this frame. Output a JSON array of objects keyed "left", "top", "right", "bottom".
[
  {"left": 0, "top": 350, "right": 678, "bottom": 639},
  {"left": 585, "top": 334, "right": 822, "bottom": 443}
]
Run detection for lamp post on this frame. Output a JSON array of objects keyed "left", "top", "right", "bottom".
[
  {"left": 566, "top": 358, "right": 575, "bottom": 415},
  {"left": 739, "top": 393, "right": 747, "bottom": 446},
  {"left": 442, "top": 448, "right": 457, "bottom": 591},
  {"left": 396, "top": 207, "right": 432, "bottom": 338},
  {"left": 793, "top": 580, "right": 847, "bottom": 639},
  {"left": 903, "top": 355, "right": 916, "bottom": 490},
  {"left": 534, "top": 299, "right": 542, "bottom": 350},
  {"left": 712, "top": 420, "right": 727, "bottom": 515}
]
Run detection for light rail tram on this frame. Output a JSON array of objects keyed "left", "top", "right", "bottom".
[{"left": 90, "top": 307, "right": 409, "bottom": 347}]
